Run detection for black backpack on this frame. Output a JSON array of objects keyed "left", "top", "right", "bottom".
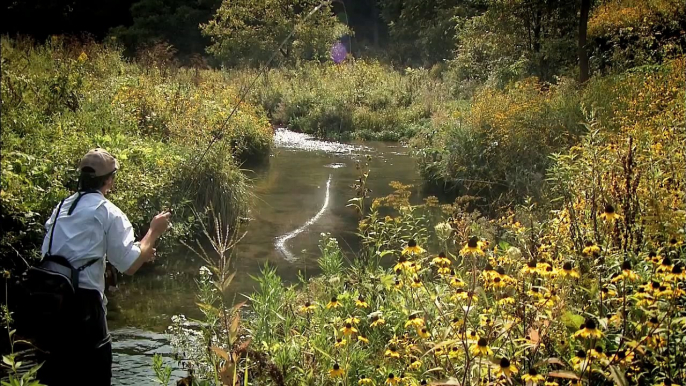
[{"left": 22, "top": 191, "right": 101, "bottom": 342}]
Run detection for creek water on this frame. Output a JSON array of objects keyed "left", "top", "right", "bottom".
[{"left": 106, "top": 129, "right": 423, "bottom": 385}]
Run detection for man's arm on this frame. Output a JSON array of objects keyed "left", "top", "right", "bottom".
[{"left": 124, "top": 212, "right": 170, "bottom": 275}]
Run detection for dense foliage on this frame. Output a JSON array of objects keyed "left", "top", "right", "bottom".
[
  {"left": 239, "top": 61, "right": 448, "bottom": 141},
  {"left": 0, "top": 37, "right": 272, "bottom": 271},
  {"left": 201, "top": 0, "right": 350, "bottom": 67}
]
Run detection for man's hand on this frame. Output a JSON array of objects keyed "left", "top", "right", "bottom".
[
  {"left": 125, "top": 211, "right": 171, "bottom": 275},
  {"left": 149, "top": 211, "right": 171, "bottom": 238}
]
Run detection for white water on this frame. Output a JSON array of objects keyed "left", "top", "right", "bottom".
[{"left": 274, "top": 174, "right": 332, "bottom": 261}]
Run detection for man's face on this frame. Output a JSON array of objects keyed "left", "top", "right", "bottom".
[{"left": 103, "top": 175, "right": 115, "bottom": 194}]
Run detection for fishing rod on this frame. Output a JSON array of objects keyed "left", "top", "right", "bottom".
[
  {"left": 182, "top": 0, "right": 334, "bottom": 179},
  {"left": 166, "top": 0, "right": 352, "bottom": 218}
]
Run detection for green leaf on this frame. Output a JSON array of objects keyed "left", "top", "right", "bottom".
[
  {"left": 608, "top": 365, "right": 628, "bottom": 386},
  {"left": 561, "top": 311, "right": 584, "bottom": 330},
  {"left": 2, "top": 355, "right": 14, "bottom": 366}
]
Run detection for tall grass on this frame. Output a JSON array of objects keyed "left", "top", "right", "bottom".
[{"left": 235, "top": 60, "right": 450, "bottom": 141}]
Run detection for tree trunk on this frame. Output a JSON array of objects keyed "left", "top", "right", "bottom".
[{"left": 578, "top": 0, "right": 590, "bottom": 83}]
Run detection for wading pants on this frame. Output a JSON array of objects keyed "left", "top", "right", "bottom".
[{"left": 36, "top": 288, "right": 112, "bottom": 386}]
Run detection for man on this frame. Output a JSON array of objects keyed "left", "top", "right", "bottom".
[{"left": 37, "top": 148, "right": 171, "bottom": 385}]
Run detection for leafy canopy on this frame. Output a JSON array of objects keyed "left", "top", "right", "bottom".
[{"left": 201, "top": 0, "right": 350, "bottom": 67}]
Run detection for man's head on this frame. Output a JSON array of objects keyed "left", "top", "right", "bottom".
[{"left": 78, "top": 148, "right": 119, "bottom": 193}]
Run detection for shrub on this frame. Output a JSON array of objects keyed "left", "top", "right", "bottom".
[
  {"left": 247, "top": 60, "right": 441, "bottom": 141},
  {"left": 414, "top": 76, "right": 584, "bottom": 207}
]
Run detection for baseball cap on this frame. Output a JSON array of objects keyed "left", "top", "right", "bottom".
[{"left": 79, "top": 148, "right": 119, "bottom": 177}]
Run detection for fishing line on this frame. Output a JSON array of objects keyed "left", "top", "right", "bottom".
[
  {"left": 178, "top": 0, "right": 331, "bottom": 191},
  {"left": 169, "top": 0, "right": 355, "bottom": 229}
]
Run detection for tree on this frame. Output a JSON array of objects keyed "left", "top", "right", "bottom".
[
  {"left": 378, "top": 0, "right": 480, "bottom": 66},
  {"left": 201, "top": 0, "right": 350, "bottom": 67},
  {"left": 450, "top": 0, "right": 579, "bottom": 90},
  {"left": 579, "top": 0, "right": 590, "bottom": 82},
  {"left": 110, "top": 0, "right": 221, "bottom": 59}
]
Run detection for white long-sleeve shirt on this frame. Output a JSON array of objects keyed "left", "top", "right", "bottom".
[{"left": 41, "top": 191, "right": 141, "bottom": 297}]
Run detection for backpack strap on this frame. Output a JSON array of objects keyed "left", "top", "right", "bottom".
[
  {"left": 46, "top": 190, "right": 102, "bottom": 276},
  {"left": 68, "top": 190, "right": 100, "bottom": 215},
  {"left": 46, "top": 199, "right": 67, "bottom": 257}
]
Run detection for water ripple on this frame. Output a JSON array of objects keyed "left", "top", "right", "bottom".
[
  {"left": 274, "top": 128, "right": 367, "bottom": 153},
  {"left": 275, "top": 174, "right": 332, "bottom": 261}
]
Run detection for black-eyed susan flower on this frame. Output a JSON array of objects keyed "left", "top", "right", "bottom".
[
  {"left": 601, "top": 285, "right": 617, "bottom": 298},
  {"left": 355, "top": 296, "right": 369, "bottom": 308},
  {"left": 573, "top": 318, "right": 603, "bottom": 339},
  {"left": 385, "top": 346, "right": 401, "bottom": 359},
  {"left": 299, "top": 301, "right": 316, "bottom": 313},
  {"left": 385, "top": 373, "right": 400, "bottom": 385},
  {"left": 466, "top": 330, "right": 480, "bottom": 342},
  {"left": 345, "top": 316, "right": 361, "bottom": 325},
  {"left": 357, "top": 335, "right": 369, "bottom": 344},
  {"left": 358, "top": 375, "right": 373, "bottom": 385},
  {"left": 521, "top": 260, "right": 539, "bottom": 275},
  {"left": 437, "top": 266, "right": 451, "bottom": 275},
  {"left": 329, "top": 362, "right": 344, "bottom": 377},
  {"left": 433, "top": 252, "right": 451, "bottom": 267},
  {"left": 496, "top": 357, "right": 518, "bottom": 378},
  {"left": 647, "top": 316, "right": 660, "bottom": 328},
  {"left": 334, "top": 337, "right": 347, "bottom": 348},
  {"left": 582, "top": 242, "right": 601, "bottom": 257},
  {"left": 404, "top": 314, "right": 425, "bottom": 328},
  {"left": 394, "top": 257, "right": 411, "bottom": 273},
  {"left": 461, "top": 236, "right": 485, "bottom": 256},
  {"left": 600, "top": 204, "right": 621, "bottom": 222},
  {"left": 543, "top": 382, "right": 559, "bottom": 386},
  {"left": 571, "top": 349, "right": 589, "bottom": 371},
  {"left": 481, "top": 263, "right": 497, "bottom": 280},
  {"left": 417, "top": 327, "right": 431, "bottom": 339},
  {"left": 589, "top": 346, "right": 607, "bottom": 362},
  {"left": 522, "top": 368, "right": 545, "bottom": 385},
  {"left": 656, "top": 284, "right": 673, "bottom": 298},
  {"left": 668, "top": 264, "right": 686, "bottom": 281},
  {"left": 409, "top": 358, "right": 422, "bottom": 370},
  {"left": 451, "top": 317, "right": 464, "bottom": 329},
  {"left": 611, "top": 349, "right": 635, "bottom": 365},
  {"left": 451, "top": 289, "right": 478, "bottom": 303},
  {"left": 619, "top": 261, "right": 639, "bottom": 281},
  {"left": 448, "top": 346, "right": 461, "bottom": 360},
  {"left": 450, "top": 276, "right": 465, "bottom": 288},
  {"left": 657, "top": 257, "right": 673, "bottom": 274},
  {"left": 470, "top": 338, "right": 493, "bottom": 357},
  {"left": 646, "top": 333, "right": 666, "bottom": 348},
  {"left": 646, "top": 251, "right": 662, "bottom": 265},
  {"left": 341, "top": 322, "right": 357, "bottom": 336},
  {"left": 668, "top": 237, "right": 683, "bottom": 248},
  {"left": 411, "top": 276, "right": 424, "bottom": 288},
  {"left": 479, "top": 315, "right": 494, "bottom": 328},
  {"left": 394, "top": 278, "right": 403, "bottom": 290},
  {"left": 655, "top": 379, "right": 678, "bottom": 386},
  {"left": 498, "top": 296, "right": 515, "bottom": 306},
  {"left": 560, "top": 261, "right": 580, "bottom": 278},
  {"left": 371, "top": 315, "right": 386, "bottom": 327},
  {"left": 327, "top": 296, "right": 341, "bottom": 309},
  {"left": 402, "top": 239, "right": 425, "bottom": 255}
]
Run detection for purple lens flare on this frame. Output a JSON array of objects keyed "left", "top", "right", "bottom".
[{"left": 330, "top": 41, "right": 347, "bottom": 64}]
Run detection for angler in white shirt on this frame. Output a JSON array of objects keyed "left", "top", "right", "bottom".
[{"left": 36, "top": 148, "right": 171, "bottom": 386}]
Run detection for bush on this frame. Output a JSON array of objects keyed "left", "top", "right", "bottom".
[
  {"left": 413, "top": 76, "right": 584, "bottom": 207},
  {"left": 246, "top": 60, "right": 442, "bottom": 141}
]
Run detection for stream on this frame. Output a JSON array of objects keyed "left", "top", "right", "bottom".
[{"left": 106, "top": 129, "right": 423, "bottom": 385}]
